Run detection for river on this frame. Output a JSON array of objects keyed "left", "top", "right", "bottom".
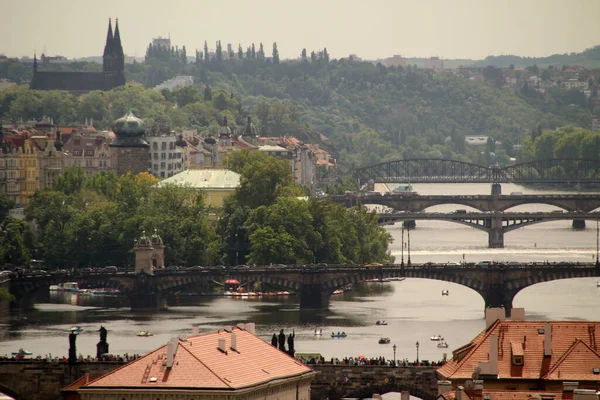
[{"left": 0, "top": 183, "right": 598, "bottom": 366}]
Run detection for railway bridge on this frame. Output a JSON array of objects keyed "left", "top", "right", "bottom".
[{"left": 9, "top": 263, "right": 600, "bottom": 315}]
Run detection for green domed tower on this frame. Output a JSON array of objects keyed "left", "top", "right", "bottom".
[{"left": 110, "top": 111, "right": 150, "bottom": 176}]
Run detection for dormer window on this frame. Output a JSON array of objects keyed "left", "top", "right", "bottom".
[{"left": 511, "top": 342, "right": 524, "bottom": 366}]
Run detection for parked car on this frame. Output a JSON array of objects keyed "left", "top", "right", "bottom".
[{"left": 101, "top": 266, "right": 118, "bottom": 273}]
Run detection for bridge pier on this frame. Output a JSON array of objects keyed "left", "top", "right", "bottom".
[
  {"left": 128, "top": 291, "right": 168, "bottom": 311},
  {"left": 299, "top": 284, "right": 330, "bottom": 309},
  {"left": 572, "top": 219, "right": 586, "bottom": 229},
  {"left": 488, "top": 215, "right": 504, "bottom": 248},
  {"left": 491, "top": 183, "right": 501, "bottom": 195},
  {"left": 403, "top": 220, "right": 416, "bottom": 229},
  {"left": 483, "top": 283, "right": 515, "bottom": 317},
  {"left": 11, "top": 287, "right": 47, "bottom": 312}
]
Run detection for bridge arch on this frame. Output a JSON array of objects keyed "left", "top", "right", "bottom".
[{"left": 0, "top": 383, "right": 25, "bottom": 400}]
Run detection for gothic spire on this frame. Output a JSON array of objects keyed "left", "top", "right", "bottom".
[
  {"left": 113, "top": 18, "right": 124, "bottom": 57},
  {"left": 103, "top": 18, "right": 114, "bottom": 56}
]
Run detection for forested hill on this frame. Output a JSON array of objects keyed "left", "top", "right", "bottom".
[
  {"left": 0, "top": 52, "right": 593, "bottom": 170},
  {"left": 192, "top": 58, "right": 590, "bottom": 169},
  {"left": 471, "top": 45, "right": 600, "bottom": 69}
]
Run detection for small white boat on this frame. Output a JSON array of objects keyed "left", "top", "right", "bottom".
[
  {"left": 69, "top": 326, "right": 83, "bottom": 334},
  {"left": 333, "top": 289, "right": 344, "bottom": 295},
  {"left": 597, "top": 281, "right": 600, "bottom": 288},
  {"left": 378, "top": 337, "right": 391, "bottom": 344},
  {"left": 442, "top": 290, "right": 449, "bottom": 296},
  {"left": 11, "top": 348, "right": 32, "bottom": 356},
  {"left": 376, "top": 321, "right": 388, "bottom": 326},
  {"left": 314, "top": 329, "right": 323, "bottom": 336},
  {"left": 437, "top": 341, "right": 449, "bottom": 348},
  {"left": 430, "top": 335, "right": 444, "bottom": 341},
  {"left": 137, "top": 331, "right": 154, "bottom": 337}
]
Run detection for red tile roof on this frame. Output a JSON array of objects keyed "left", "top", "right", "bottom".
[
  {"left": 82, "top": 327, "right": 314, "bottom": 391},
  {"left": 437, "top": 320, "right": 600, "bottom": 381},
  {"left": 439, "top": 390, "right": 568, "bottom": 400}
]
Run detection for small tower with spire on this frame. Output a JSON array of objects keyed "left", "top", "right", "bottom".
[
  {"left": 218, "top": 116, "right": 232, "bottom": 148},
  {"left": 241, "top": 116, "right": 259, "bottom": 145}
]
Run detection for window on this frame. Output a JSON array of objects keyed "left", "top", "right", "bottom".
[
  {"left": 154, "top": 153, "right": 159, "bottom": 160},
  {"left": 161, "top": 142, "right": 167, "bottom": 150},
  {"left": 154, "top": 164, "right": 158, "bottom": 170},
  {"left": 161, "top": 153, "right": 166, "bottom": 160},
  {"left": 153, "top": 142, "right": 158, "bottom": 150},
  {"left": 512, "top": 355, "right": 523, "bottom": 366},
  {"left": 160, "top": 172, "right": 165, "bottom": 178},
  {"left": 160, "top": 162, "right": 165, "bottom": 169}
]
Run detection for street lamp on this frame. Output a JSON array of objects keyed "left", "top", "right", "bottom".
[
  {"left": 393, "top": 344, "right": 397, "bottom": 366},
  {"left": 407, "top": 226, "right": 412, "bottom": 265},
  {"left": 401, "top": 224, "right": 405, "bottom": 266},
  {"left": 596, "top": 221, "right": 599, "bottom": 267},
  {"left": 415, "top": 341, "right": 419, "bottom": 365},
  {"left": 235, "top": 233, "right": 239, "bottom": 266}
]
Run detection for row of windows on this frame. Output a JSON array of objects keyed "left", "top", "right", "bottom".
[
  {"left": 152, "top": 142, "right": 179, "bottom": 151},
  {"left": 152, "top": 152, "right": 182, "bottom": 160},
  {"left": 0, "top": 160, "right": 18, "bottom": 167},
  {"left": 152, "top": 162, "right": 183, "bottom": 171}
]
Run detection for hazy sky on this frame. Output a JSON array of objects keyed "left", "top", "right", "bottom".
[{"left": 2, "top": 0, "right": 600, "bottom": 60}]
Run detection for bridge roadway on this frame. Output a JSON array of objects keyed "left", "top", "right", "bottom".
[
  {"left": 376, "top": 211, "right": 600, "bottom": 248},
  {"left": 329, "top": 193, "right": 600, "bottom": 213},
  {"left": 9, "top": 262, "right": 600, "bottom": 316}
]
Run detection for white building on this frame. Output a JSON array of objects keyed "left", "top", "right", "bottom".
[
  {"left": 561, "top": 79, "right": 588, "bottom": 90},
  {"left": 146, "top": 133, "right": 189, "bottom": 178}
]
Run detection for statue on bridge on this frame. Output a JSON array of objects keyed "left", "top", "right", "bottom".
[
  {"left": 271, "top": 333, "right": 278, "bottom": 347},
  {"left": 278, "top": 329, "right": 286, "bottom": 351},
  {"left": 68, "top": 332, "right": 77, "bottom": 365},
  {"left": 287, "top": 330, "right": 295, "bottom": 357},
  {"left": 96, "top": 326, "right": 109, "bottom": 359}
]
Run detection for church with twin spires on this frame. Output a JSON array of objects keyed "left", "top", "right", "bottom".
[{"left": 30, "top": 19, "right": 126, "bottom": 92}]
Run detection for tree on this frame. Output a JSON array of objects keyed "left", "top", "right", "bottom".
[
  {"left": 238, "top": 44, "right": 244, "bottom": 59},
  {"left": 204, "top": 41, "right": 209, "bottom": 63},
  {"left": 181, "top": 45, "right": 187, "bottom": 64},
  {"left": 251, "top": 43, "right": 256, "bottom": 59},
  {"left": 258, "top": 43, "right": 265, "bottom": 60},
  {"left": 204, "top": 85, "right": 213, "bottom": 101},
  {"left": 272, "top": 42, "right": 279, "bottom": 64},
  {"left": 213, "top": 93, "right": 228, "bottom": 111},
  {"left": 0, "top": 192, "right": 15, "bottom": 223},
  {"left": 216, "top": 41, "right": 222, "bottom": 62},
  {"left": 323, "top": 48, "right": 329, "bottom": 63},
  {"left": 301, "top": 49, "right": 307, "bottom": 62},
  {"left": 0, "top": 217, "right": 32, "bottom": 266}
]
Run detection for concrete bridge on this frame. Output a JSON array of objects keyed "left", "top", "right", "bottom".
[
  {"left": 376, "top": 211, "right": 600, "bottom": 248},
  {"left": 329, "top": 193, "right": 600, "bottom": 213},
  {"left": 9, "top": 263, "right": 600, "bottom": 314},
  {"left": 0, "top": 360, "right": 439, "bottom": 400}
]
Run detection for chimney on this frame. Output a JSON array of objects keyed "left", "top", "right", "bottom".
[
  {"left": 218, "top": 338, "right": 227, "bottom": 353},
  {"left": 544, "top": 322, "right": 552, "bottom": 357},
  {"left": 478, "top": 334, "right": 498, "bottom": 376},
  {"left": 245, "top": 322, "right": 256, "bottom": 335},
  {"left": 523, "top": 335, "right": 527, "bottom": 350},
  {"left": 456, "top": 386, "right": 465, "bottom": 400},
  {"left": 511, "top": 308, "right": 525, "bottom": 321},
  {"left": 192, "top": 324, "right": 199, "bottom": 336},
  {"left": 485, "top": 308, "right": 506, "bottom": 328},
  {"left": 573, "top": 389, "right": 598, "bottom": 400},
  {"left": 166, "top": 337, "right": 179, "bottom": 368},
  {"left": 401, "top": 391, "right": 410, "bottom": 400},
  {"left": 472, "top": 379, "right": 483, "bottom": 400},
  {"left": 438, "top": 381, "right": 453, "bottom": 395},
  {"left": 231, "top": 332, "right": 237, "bottom": 351},
  {"left": 563, "top": 382, "right": 579, "bottom": 392}
]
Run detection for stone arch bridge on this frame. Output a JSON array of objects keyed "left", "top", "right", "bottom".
[{"left": 9, "top": 263, "right": 600, "bottom": 315}]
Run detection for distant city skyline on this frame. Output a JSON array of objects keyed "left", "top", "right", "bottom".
[{"left": 2, "top": 0, "right": 600, "bottom": 61}]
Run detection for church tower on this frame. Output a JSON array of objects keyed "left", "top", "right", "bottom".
[
  {"left": 110, "top": 111, "right": 149, "bottom": 176},
  {"left": 102, "top": 18, "right": 125, "bottom": 89}
]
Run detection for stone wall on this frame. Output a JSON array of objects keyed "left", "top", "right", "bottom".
[
  {"left": 114, "top": 147, "right": 149, "bottom": 176},
  {"left": 0, "top": 361, "right": 124, "bottom": 400},
  {"left": 0, "top": 361, "right": 439, "bottom": 400},
  {"left": 310, "top": 364, "right": 439, "bottom": 400}
]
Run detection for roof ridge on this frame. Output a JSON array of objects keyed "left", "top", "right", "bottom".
[
  {"left": 542, "top": 339, "right": 600, "bottom": 379},
  {"left": 447, "top": 319, "right": 502, "bottom": 378},
  {"left": 179, "top": 333, "right": 234, "bottom": 388}
]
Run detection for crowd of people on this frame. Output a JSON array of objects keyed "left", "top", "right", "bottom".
[
  {"left": 297, "top": 355, "right": 446, "bottom": 367},
  {"left": 0, "top": 353, "right": 141, "bottom": 363}
]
